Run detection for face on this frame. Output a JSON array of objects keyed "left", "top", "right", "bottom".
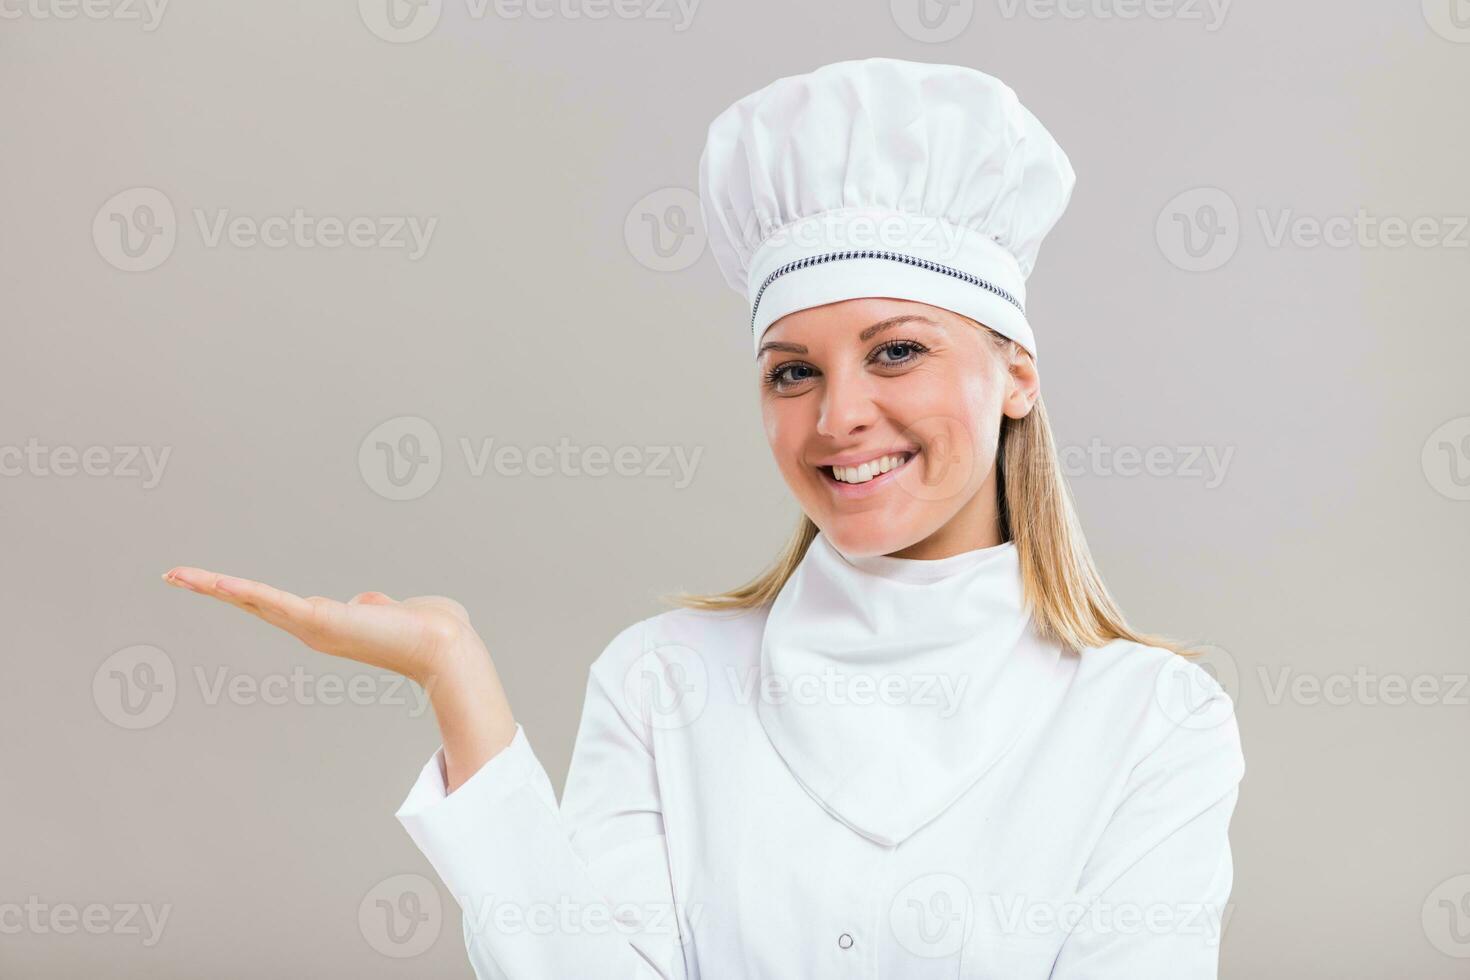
[{"left": 758, "top": 297, "right": 1040, "bottom": 560}]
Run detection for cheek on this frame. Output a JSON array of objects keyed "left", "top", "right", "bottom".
[
  {"left": 894, "top": 371, "right": 1001, "bottom": 492},
  {"left": 762, "top": 400, "right": 810, "bottom": 477}
]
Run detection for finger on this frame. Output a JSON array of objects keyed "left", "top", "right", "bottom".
[
  {"left": 349, "top": 592, "right": 396, "bottom": 605},
  {"left": 163, "top": 566, "right": 320, "bottom": 637}
]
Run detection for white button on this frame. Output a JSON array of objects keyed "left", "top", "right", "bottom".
[{"left": 838, "top": 933, "right": 854, "bottom": 949}]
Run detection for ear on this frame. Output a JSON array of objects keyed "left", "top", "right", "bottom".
[{"left": 1001, "top": 346, "right": 1040, "bottom": 420}]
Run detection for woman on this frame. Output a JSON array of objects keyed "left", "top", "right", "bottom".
[{"left": 164, "top": 58, "right": 1243, "bottom": 978}]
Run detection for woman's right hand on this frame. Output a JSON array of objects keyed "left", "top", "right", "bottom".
[{"left": 161, "top": 566, "right": 517, "bottom": 791}]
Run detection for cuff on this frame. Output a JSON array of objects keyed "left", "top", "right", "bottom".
[{"left": 394, "top": 723, "right": 546, "bottom": 822}]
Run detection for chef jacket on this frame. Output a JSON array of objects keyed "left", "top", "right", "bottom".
[{"left": 395, "top": 534, "right": 1244, "bottom": 978}]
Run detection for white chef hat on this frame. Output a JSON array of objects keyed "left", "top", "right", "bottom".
[{"left": 698, "top": 57, "right": 1076, "bottom": 361}]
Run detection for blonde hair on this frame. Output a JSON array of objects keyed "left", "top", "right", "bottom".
[{"left": 661, "top": 325, "right": 1196, "bottom": 658}]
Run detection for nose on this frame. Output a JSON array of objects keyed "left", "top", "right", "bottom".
[{"left": 816, "top": 364, "right": 879, "bottom": 439}]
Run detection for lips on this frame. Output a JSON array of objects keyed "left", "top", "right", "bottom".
[{"left": 818, "top": 450, "right": 917, "bottom": 487}]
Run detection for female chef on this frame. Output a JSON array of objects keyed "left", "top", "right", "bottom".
[{"left": 163, "top": 57, "right": 1244, "bottom": 979}]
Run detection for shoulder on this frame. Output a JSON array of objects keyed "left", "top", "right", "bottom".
[
  {"left": 1075, "top": 637, "right": 1230, "bottom": 712},
  {"left": 1071, "top": 637, "right": 1244, "bottom": 779}
]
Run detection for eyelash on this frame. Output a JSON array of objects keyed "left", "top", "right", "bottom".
[{"left": 762, "top": 339, "right": 930, "bottom": 389}]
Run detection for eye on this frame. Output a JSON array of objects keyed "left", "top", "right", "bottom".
[
  {"left": 868, "top": 339, "right": 929, "bottom": 368},
  {"left": 763, "top": 360, "right": 816, "bottom": 392}
]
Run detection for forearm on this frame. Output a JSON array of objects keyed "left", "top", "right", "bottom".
[{"left": 422, "top": 638, "right": 518, "bottom": 793}]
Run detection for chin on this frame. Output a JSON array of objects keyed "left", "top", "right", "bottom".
[{"left": 812, "top": 513, "right": 928, "bottom": 559}]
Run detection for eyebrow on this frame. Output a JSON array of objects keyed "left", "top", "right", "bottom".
[{"left": 755, "top": 314, "right": 939, "bottom": 359}]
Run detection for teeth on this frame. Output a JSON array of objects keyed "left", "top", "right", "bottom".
[{"left": 830, "top": 453, "right": 911, "bottom": 485}]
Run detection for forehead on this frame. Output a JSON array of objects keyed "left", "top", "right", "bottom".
[{"left": 758, "top": 299, "right": 960, "bottom": 356}]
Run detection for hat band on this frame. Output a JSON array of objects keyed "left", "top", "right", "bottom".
[
  {"left": 743, "top": 208, "right": 1037, "bottom": 359},
  {"left": 750, "top": 249, "right": 1024, "bottom": 334}
]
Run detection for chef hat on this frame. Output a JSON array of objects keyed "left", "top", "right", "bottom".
[{"left": 698, "top": 57, "right": 1075, "bottom": 361}]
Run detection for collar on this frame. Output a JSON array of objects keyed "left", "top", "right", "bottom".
[{"left": 756, "top": 531, "right": 1062, "bottom": 846}]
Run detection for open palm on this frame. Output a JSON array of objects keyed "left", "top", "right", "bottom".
[{"left": 161, "top": 566, "right": 475, "bottom": 684}]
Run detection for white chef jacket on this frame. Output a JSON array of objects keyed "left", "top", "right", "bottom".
[{"left": 395, "top": 536, "right": 1245, "bottom": 979}]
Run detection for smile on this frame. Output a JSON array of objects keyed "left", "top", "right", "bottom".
[{"left": 818, "top": 451, "right": 917, "bottom": 491}]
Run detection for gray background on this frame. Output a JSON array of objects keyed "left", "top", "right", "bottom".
[{"left": 3, "top": 1, "right": 1468, "bottom": 976}]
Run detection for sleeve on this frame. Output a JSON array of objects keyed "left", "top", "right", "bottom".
[
  {"left": 1049, "top": 665, "right": 1246, "bottom": 980},
  {"left": 394, "top": 619, "right": 689, "bottom": 980}
]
